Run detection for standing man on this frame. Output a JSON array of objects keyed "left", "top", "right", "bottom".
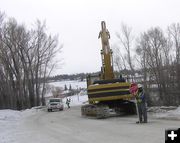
[
  {"left": 136, "top": 86, "right": 148, "bottom": 123},
  {"left": 66, "top": 98, "right": 70, "bottom": 109}
]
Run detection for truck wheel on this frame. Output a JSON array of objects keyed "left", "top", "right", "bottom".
[{"left": 48, "top": 109, "right": 52, "bottom": 112}]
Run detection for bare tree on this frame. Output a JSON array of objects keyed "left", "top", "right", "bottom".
[
  {"left": 136, "top": 32, "right": 149, "bottom": 89},
  {"left": 168, "top": 23, "right": 180, "bottom": 104},
  {"left": 136, "top": 27, "right": 174, "bottom": 105},
  {"left": 112, "top": 44, "right": 126, "bottom": 72},
  {"left": 52, "top": 87, "right": 63, "bottom": 98},
  {"left": 0, "top": 12, "right": 62, "bottom": 109},
  {"left": 116, "top": 24, "right": 135, "bottom": 72}
]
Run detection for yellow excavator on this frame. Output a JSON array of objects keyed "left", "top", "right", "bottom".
[{"left": 81, "top": 21, "right": 136, "bottom": 118}]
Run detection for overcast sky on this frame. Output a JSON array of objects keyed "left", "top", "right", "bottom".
[{"left": 1, "top": 0, "right": 180, "bottom": 75}]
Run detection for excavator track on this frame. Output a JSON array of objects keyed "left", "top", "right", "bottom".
[{"left": 81, "top": 104, "right": 110, "bottom": 119}]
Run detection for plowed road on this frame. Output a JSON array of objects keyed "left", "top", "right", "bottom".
[{"left": 16, "top": 106, "right": 179, "bottom": 143}]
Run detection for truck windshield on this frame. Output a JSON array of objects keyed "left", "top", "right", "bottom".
[{"left": 49, "top": 99, "right": 61, "bottom": 102}]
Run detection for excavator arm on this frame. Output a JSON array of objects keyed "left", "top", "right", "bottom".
[{"left": 98, "top": 21, "right": 114, "bottom": 80}]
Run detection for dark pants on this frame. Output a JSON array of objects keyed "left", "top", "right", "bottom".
[
  {"left": 67, "top": 103, "right": 70, "bottom": 108},
  {"left": 137, "top": 102, "right": 147, "bottom": 123}
]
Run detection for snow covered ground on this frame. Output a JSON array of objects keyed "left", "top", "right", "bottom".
[
  {"left": 1, "top": 80, "right": 180, "bottom": 143},
  {"left": 0, "top": 104, "right": 180, "bottom": 143}
]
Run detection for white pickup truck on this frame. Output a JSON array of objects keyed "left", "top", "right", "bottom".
[{"left": 47, "top": 98, "right": 64, "bottom": 112}]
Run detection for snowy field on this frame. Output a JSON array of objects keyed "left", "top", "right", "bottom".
[
  {"left": 45, "top": 80, "right": 88, "bottom": 105},
  {"left": 45, "top": 80, "right": 87, "bottom": 97},
  {"left": 48, "top": 80, "right": 87, "bottom": 89}
]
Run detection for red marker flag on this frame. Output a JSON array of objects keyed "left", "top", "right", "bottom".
[{"left": 129, "top": 83, "right": 138, "bottom": 96}]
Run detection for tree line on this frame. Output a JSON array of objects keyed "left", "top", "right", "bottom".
[
  {"left": 0, "top": 12, "right": 61, "bottom": 110},
  {"left": 114, "top": 23, "right": 180, "bottom": 106},
  {"left": 49, "top": 73, "right": 88, "bottom": 81}
]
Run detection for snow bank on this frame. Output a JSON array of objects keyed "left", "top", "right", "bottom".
[
  {"left": 0, "top": 108, "right": 42, "bottom": 143},
  {"left": 150, "top": 106, "right": 180, "bottom": 120},
  {"left": 148, "top": 106, "right": 167, "bottom": 113},
  {"left": 0, "top": 110, "right": 21, "bottom": 121},
  {"left": 0, "top": 108, "right": 40, "bottom": 122},
  {"left": 0, "top": 110, "right": 21, "bottom": 143},
  {"left": 170, "top": 106, "right": 180, "bottom": 114}
]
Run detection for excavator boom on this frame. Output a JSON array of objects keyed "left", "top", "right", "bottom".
[{"left": 99, "top": 21, "right": 114, "bottom": 80}]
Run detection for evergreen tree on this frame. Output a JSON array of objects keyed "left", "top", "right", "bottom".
[
  {"left": 69, "top": 84, "right": 72, "bottom": 91},
  {"left": 64, "top": 84, "right": 67, "bottom": 90}
]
